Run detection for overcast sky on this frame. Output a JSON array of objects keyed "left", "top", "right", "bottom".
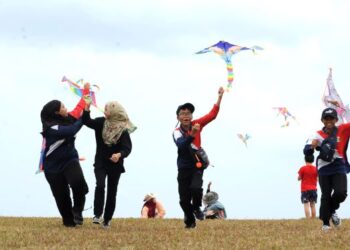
[{"left": 1, "top": 0, "right": 350, "bottom": 220}]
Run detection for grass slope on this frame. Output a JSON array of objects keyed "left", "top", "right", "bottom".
[{"left": 1, "top": 217, "right": 349, "bottom": 249}]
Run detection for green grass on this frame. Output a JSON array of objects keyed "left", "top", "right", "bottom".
[{"left": 1, "top": 217, "right": 349, "bottom": 249}]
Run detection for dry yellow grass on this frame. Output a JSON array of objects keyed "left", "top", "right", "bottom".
[{"left": 1, "top": 217, "right": 350, "bottom": 249}]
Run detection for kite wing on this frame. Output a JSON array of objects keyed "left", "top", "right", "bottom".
[{"left": 196, "top": 41, "right": 262, "bottom": 90}]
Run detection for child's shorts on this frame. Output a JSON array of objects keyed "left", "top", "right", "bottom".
[{"left": 301, "top": 190, "right": 317, "bottom": 204}]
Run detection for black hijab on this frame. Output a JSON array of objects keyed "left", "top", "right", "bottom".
[{"left": 40, "top": 100, "right": 71, "bottom": 132}]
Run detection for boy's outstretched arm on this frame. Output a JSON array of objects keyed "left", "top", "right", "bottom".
[{"left": 216, "top": 86, "right": 224, "bottom": 107}]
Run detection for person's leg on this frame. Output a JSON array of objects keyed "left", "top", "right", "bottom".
[
  {"left": 64, "top": 161, "right": 89, "bottom": 224},
  {"left": 329, "top": 173, "right": 347, "bottom": 227},
  {"left": 103, "top": 168, "right": 121, "bottom": 223},
  {"left": 94, "top": 167, "right": 107, "bottom": 218},
  {"left": 318, "top": 175, "right": 332, "bottom": 226},
  {"left": 190, "top": 169, "right": 204, "bottom": 210},
  {"left": 330, "top": 173, "right": 347, "bottom": 213},
  {"left": 303, "top": 202, "right": 311, "bottom": 218},
  {"left": 190, "top": 169, "right": 204, "bottom": 220},
  {"left": 178, "top": 169, "right": 195, "bottom": 227},
  {"left": 310, "top": 202, "right": 316, "bottom": 218},
  {"left": 45, "top": 172, "right": 75, "bottom": 226}
]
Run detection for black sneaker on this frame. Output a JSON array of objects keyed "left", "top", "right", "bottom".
[
  {"left": 331, "top": 212, "right": 341, "bottom": 227},
  {"left": 194, "top": 209, "right": 204, "bottom": 220},
  {"left": 185, "top": 222, "right": 196, "bottom": 229},
  {"left": 72, "top": 210, "right": 83, "bottom": 225},
  {"left": 63, "top": 221, "right": 76, "bottom": 227}
]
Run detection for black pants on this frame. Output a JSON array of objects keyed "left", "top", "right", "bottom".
[
  {"left": 94, "top": 166, "right": 122, "bottom": 222},
  {"left": 319, "top": 173, "right": 347, "bottom": 225},
  {"left": 45, "top": 161, "right": 89, "bottom": 226},
  {"left": 177, "top": 168, "right": 203, "bottom": 226}
]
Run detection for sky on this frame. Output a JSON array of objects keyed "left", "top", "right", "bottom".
[{"left": 1, "top": 0, "right": 350, "bottom": 220}]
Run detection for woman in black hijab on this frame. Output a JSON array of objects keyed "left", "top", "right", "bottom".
[{"left": 40, "top": 84, "right": 89, "bottom": 227}]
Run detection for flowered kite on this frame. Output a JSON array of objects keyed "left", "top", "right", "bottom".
[
  {"left": 273, "top": 107, "right": 297, "bottom": 127},
  {"left": 195, "top": 40, "right": 263, "bottom": 91},
  {"left": 62, "top": 76, "right": 102, "bottom": 112},
  {"left": 237, "top": 133, "right": 250, "bottom": 147},
  {"left": 322, "top": 68, "right": 350, "bottom": 124}
]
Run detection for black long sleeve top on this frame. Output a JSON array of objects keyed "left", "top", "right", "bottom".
[{"left": 82, "top": 110, "right": 132, "bottom": 172}]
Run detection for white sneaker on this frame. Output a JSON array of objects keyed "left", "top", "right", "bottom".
[
  {"left": 92, "top": 216, "right": 103, "bottom": 224},
  {"left": 331, "top": 213, "right": 341, "bottom": 227},
  {"left": 322, "top": 225, "right": 331, "bottom": 232}
]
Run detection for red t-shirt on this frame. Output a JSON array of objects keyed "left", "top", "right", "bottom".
[{"left": 298, "top": 165, "right": 318, "bottom": 192}]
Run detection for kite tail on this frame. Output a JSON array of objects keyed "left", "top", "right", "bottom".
[{"left": 226, "top": 62, "right": 234, "bottom": 91}]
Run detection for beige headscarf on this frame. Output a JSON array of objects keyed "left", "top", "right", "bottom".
[{"left": 102, "top": 101, "right": 137, "bottom": 146}]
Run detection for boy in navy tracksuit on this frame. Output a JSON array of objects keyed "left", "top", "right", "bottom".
[
  {"left": 173, "top": 86, "right": 224, "bottom": 228},
  {"left": 304, "top": 107, "right": 350, "bottom": 231}
]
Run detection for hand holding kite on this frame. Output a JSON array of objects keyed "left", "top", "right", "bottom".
[{"left": 62, "top": 76, "right": 102, "bottom": 112}]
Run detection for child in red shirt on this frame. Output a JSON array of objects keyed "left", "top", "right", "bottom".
[{"left": 298, "top": 155, "right": 318, "bottom": 218}]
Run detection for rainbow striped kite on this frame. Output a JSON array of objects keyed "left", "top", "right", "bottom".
[{"left": 195, "top": 41, "right": 263, "bottom": 91}]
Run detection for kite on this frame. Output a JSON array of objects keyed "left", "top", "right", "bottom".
[
  {"left": 322, "top": 68, "right": 350, "bottom": 124},
  {"left": 237, "top": 133, "right": 250, "bottom": 147},
  {"left": 61, "top": 76, "right": 103, "bottom": 112},
  {"left": 195, "top": 40, "right": 263, "bottom": 91},
  {"left": 36, "top": 138, "right": 46, "bottom": 174},
  {"left": 273, "top": 107, "right": 297, "bottom": 127}
]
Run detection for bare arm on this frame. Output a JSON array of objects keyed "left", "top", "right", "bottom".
[
  {"left": 141, "top": 206, "right": 149, "bottom": 218},
  {"left": 155, "top": 201, "right": 166, "bottom": 218},
  {"left": 216, "top": 86, "right": 224, "bottom": 107}
]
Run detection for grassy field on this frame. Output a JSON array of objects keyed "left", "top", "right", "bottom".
[{"left": 1, "top": 217, "right": 350, "bottom": 249}]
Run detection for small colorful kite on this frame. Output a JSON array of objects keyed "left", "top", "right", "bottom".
[
  {"left": 273, "top": 107, "right": 297, "bottom": 127},
  {"left": 62, "top": 76, "right": 102, "bottom": 112},
  {"left": 36, "top": 138, "right": 46, "bottom": 174},
  {"left": 195, "top": 40, "right": 263, "bottom": 91},
  {"left": 322, "top": 68, "right": 350, "bottom": 124},
  {"left": 237, "top": 133, "right": 250, "bottom": 147}
]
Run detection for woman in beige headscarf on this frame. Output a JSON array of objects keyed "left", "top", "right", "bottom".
[{"left": 83, "top": 100, "right": 136, "bottom": 229}]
